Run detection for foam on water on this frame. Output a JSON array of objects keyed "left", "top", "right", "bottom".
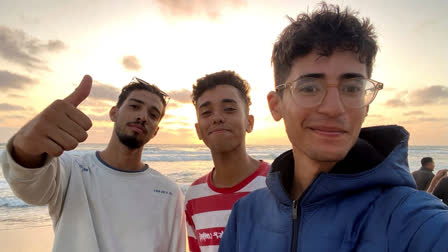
[{"left": 1, "top": 143, "right": 448, "bottom": 229}]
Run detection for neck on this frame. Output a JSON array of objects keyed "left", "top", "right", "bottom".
[
  {"left": 211, "top": 144, "right": 260, "bottom": 188},
  {"left": 99, "top": 135, "right": 145, "bottom": 172},
  {"left": 290, "top": 147, "right": 335, "bottom": 200}
]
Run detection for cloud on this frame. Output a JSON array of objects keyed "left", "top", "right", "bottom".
[
  {"left": 401, "top": 117, "right": 446, "bottom": 124},
  {"left": 0, "top": 70, "right": 37, "bottom": 91},
  {"left": 403, "top": 111, "right": 426, "bottom": 116},
  {"left": 0, "top": 103, "right": 26, "bottom": 111},
  {"left": 88, "top": 113, "right": 111, "bottom": 122},
  {"left": 168, "top": 89, "right": 191, "bottom": 103},
  {"left": 0, "top": 25, "right": 67, "bottom": 70},
  {"left": 409, "top": 85, "right": 448, "bottom": 105},
  {"left": 156, "top": 0, "right": 247, "bottom": 20},
  {"left": 121, "top": 55, "right": 142, "bottom": 71},
  {"left": 385, "top": 98, "right": 407, "bottom": 108},
  {"left": 8, "top": 94, "right": 26, "bottom": 98},
  {"left": 89, "top": 81, "right": 120, "bottom": 102}
]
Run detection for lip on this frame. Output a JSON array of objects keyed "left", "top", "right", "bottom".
[
  {"left": 208, "top": 128, "right": 231, "bottom": 135},
  {"left": 128, "top": 123, "right": 146, "bottom": 134},
  {"left": 308, "top": 126, "right": 347, "bottom": 137}
]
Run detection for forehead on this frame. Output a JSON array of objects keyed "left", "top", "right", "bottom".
[
  {"left": 125, "top": 90, "right": 164, "bottom": 109},
  {"left": 287, "top": 50, "right": 367, "bottom": 81},
  {"left": 197, "top": 85, "right": 245, "bottom": 107}
]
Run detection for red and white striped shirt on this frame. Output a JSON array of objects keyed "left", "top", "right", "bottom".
[{"left": 185, "top": 161, "right": 270, "bottom": 252}]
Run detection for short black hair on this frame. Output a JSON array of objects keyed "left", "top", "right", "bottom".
[
  {"left": 421, "top": 157, "right": 434, "bottom": 167},
  {"left": 117, "top": 78, "right": 169, "bottom": 118},
  {"left": 272, "top": 2, "right": 378, "bottom": 87},
  {"left": 192, "top": 70, "right": 252, "bottom": 108}
]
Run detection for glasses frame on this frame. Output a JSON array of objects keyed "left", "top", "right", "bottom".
[
  {"left": 130, "top": 77, "right": 171, "bottom": 105},
  {"left": 275, "top": 77, "right": 384, "bottom": 108}
]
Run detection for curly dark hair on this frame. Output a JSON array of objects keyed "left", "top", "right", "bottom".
[
  {"left": 272, "top": 2, "right": 378, "bottom": 87},
  {"left": 192, "top": 70, "right": 252, "bottom": 108}
]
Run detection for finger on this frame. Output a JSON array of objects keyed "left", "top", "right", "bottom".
[
  {"left": 47, "top": 127, "right": 80, "bottom": 152},
  {"left": 41, "top": 137, "right": 65, "bottom": 157},
  {"left": 63, "top": 75, "right": 92, "bottom": 107},
  {"left": 65, "top": 106, "right": 93, "bottom": 131},
  {"left": 57, "top": 115, "right": 89, "bottom": 142}
]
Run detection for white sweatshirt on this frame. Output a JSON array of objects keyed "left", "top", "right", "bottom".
[{"left": 1, "top": 141, "right": 186, "bottom": 252}]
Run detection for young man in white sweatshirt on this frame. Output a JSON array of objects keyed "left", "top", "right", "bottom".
[{"left": 1, "top": 75, "right": 186, "bottom": 252}]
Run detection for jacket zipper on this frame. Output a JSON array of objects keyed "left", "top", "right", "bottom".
[{"left": 291, "top": 200, "right": 299, "bottom": 252}]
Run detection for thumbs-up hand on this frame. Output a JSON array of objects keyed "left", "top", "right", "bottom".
[{"left": 11, "top": 75, "right": 93, "bottom": 168}]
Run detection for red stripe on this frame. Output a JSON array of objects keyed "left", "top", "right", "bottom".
[
  {"left": 207, "top": 161, "right": 270, "bottom": 193},
  {"left": 195, "top": 227, "right": 226, "bottom": 246},
  {"left": 186, "top": 192, "right": 249, "bottom": 216},
  {"left": 188, "top": 236, "right": 201, "bottom": 252},
  {"left": 191, "top": 174, "right": 208, "bottom": 186}
]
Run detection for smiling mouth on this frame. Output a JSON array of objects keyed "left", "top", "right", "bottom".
[
  {"left": 309, "top": 127, "right": 347, "bottom": 137},
  {"left": 208, "top": 129, "right": 231, "bottom": 135}
]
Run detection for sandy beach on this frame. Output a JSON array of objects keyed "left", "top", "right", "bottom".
[{"left": 0, "top": 225, "right": 54, "bottom": 252}]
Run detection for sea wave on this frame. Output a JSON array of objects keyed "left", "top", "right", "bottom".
[{"left": 0, "top": 196, "right": 30, "bottom": 208}]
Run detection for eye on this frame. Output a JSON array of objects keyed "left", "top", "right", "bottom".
[
  {"left": 341, "top": 79, "right": 365, "bottom": 96},
  {"left": 294, "top": 79, "right": 323, "bottom": 96},
  {"left": 224, "top": 107, "right": 236, "bottom": 112},
  {"left": 129, "top": 104, "right": 138, "bottom": 109},
  {"left": 200, "top": 110, "right": 211, "bottom": 117}
]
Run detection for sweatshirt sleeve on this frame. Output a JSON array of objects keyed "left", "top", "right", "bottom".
[
  {"left": 1, "top": 138, "right": 71, "bottom": 223},
  {"left": 168, "top": 186, "right": 187, "bottom": 252},
  {"left": 218, "top": 200, "right": 239, "bottom": 252}
]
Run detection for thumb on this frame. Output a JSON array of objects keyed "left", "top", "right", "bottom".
[{"left": 64, "top": 75, "right": 93, "bottom": 107}]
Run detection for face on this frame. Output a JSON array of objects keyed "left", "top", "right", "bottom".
[
  {"left": 268, "top": 50, "right": 369, "bottom": 163},
  {"left": 195, "top": 85, "right": 254, "bottom": 153},
  {"left": 427, "top": 162, "right": 435, "bottom": 170},
  {"left": 110, "top": 89, "right": 163, "bottom": 149}
]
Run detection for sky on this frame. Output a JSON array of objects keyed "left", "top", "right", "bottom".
[{"left": 0, "top": 0, "right": 447, "bottom": 146}]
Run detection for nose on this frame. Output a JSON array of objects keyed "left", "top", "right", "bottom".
[
  {"left": 316, "top": 87, "right": 345, "bottom": 116},
  {"left": 136, "top": 111, "right": 148, "bottom": 123},
  {"left": 211, "top": 111, "right": 225, "bottom": 124}
]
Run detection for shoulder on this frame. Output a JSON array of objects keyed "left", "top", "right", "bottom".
[
  {"left": 145, "top": 167, "right": 181, "bottom": 195},
  {"left": 184, "top": 173, "right": 211, "bottom": 202},
  {"left": 233, "top": 187, "right": 273, "bottom": 210}
]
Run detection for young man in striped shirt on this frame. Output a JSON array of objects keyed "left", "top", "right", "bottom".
[{"left": 185, "top": 71, "right": 269, "bottom": 252}]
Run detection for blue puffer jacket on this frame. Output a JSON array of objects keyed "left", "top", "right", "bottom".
[{"left": 219, "top": 126, "right": 448, "bottom": 252}]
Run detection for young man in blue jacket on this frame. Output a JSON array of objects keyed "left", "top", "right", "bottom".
[{"left": 219, "top": 3, "right": 448, "bottom": 252}]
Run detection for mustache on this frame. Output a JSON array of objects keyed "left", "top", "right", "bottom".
[{"left": 127, "top": 121, "right": 148, "bottom": 133}]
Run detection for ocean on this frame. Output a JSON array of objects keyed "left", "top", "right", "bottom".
[{"left": 1, "top": 143, "right": 447, "bottom": 230}]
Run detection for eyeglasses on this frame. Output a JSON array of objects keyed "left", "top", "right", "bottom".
[
  {"left": 131, "top": 77, "right": 171, "bottom": 105},
  {"left": 275, "top": 77, "right": 383, "bottom": 108}
]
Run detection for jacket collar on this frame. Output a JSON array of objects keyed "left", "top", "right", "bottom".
[{"left": 266, "top": 125, "right": 415, "bottom": 206}]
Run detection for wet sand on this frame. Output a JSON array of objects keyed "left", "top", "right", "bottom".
[{"left": 0, "top": 225, "right": 54, "bottom": 252}]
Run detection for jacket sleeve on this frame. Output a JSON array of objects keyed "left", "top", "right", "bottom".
[
  {"left": 433, "top": 178, "right": 448, "bottom": 205},
  {"left": 168, "top": 186, "right": 187, "bottom": 252},
  {"left": 388, "top": 190, "right": 448, "bottom": 252},
  {"left": 1, "top": 138, "right": 71, "bottom": 223},
  {"left": 218, "top": 200, "right": 239, "bottom": 252}
]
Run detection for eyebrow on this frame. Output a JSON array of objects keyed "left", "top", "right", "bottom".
[
  {"left": 198, "top": 98, "right": 238, "bottom": 109},
  {"left": 129, "top": 98, "right": 162, "bottom": 116},
  {"left": 298, "top": 73, "right": 365, "bottom": 80}
]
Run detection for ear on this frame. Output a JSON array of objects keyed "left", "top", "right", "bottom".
[
  {"left": 195, "top": 123, "right": 203, "bottom": 140},
  {"left": 267, "top": 91, "right": 283, "bottom": 121},
  {"left": 109, "top": 106, "right": 118, "bottom": 122},
  {"left": 246, "top": 114, "right": 255, "bottom": 133}
]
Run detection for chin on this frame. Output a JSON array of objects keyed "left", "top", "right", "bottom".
[{"left": 304, "top": 145, "right": 352, "bottom": 163}]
